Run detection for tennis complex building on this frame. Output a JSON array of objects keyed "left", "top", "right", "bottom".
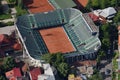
[{"left": 16, "top": 0, "right": 101, "bottom": 63}]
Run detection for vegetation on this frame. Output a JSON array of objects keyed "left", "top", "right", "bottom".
[
  {"left": 114, "top": 11, "right": 120, "bottom": 25},
  {"left": 86, "top": 0, "right": 120, "bottom": 10},
  {"left": 0, "top": 21, "right": 14, "bottom": 27},
  {"left": 15, "top": 6, "right": 27, "bottom": 17},
  {"left": 88, "top": 70, "right": 103, "bottom": 80},
  {"left": 0, "top": 14, "right": 11, "bottom": 20},
  {"left": 112, "top": 52, "right": 119, "bottom": 80},
  {"left": 0, "top": 56, "right": 16, "bottom": 80},
  {"left": 42, "top": 53, "right": 69, "bottom": 79}
]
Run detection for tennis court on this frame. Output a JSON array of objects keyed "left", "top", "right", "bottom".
[
  {"left": 23, "top": 0, "right": 54, "bottom": 13},
  {"left": 39, "top": 27, "right": 75, "bottom": 54}
]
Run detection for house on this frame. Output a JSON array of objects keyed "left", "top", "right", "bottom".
[
  {"left": 94, "top": 7, "right": 117, "bottom": 20},
  {"left": 0, "top": 34, "right": 22, "bottom": 57},
  {"left": 38, "top": 74, "right": 54, "bottom": 80},
  {"left": 29, "top": 67, "right": 42, "bottom": 80},
  {"left": 5, "top": 68, "right": 22, "bottom": 80}
]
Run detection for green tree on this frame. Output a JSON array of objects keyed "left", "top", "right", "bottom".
[
  {"left": 57, "top": 62, "right": 69, "bottom": 77},
  {"left": 88, "top": 71, "right": 103, "bottom": 80},
  {"left": 111, "top": 0, "right": 117, "bottom": 7},
  {"left": 100, "top": 0, "right": 110, "bottom": 9},
  {"left": 91, "top": 0, "right": 100, "bottom": 9},
  {"left": 113, "top": 11, "right": 120, "bottom": 25},
  {"left": 0, "top": 75, "right": 6, "bottom": 80},
  {"left": 3, "top": 56, "right": 16, "bottom": 71},
  {"left": 42, "top": 53, "right": 69, "bottom": 78},
  {"left": 8, "top": 0, "right": 16, "bottom": 4}
]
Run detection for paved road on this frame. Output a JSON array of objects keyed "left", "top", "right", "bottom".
[{"left": 100, "top": 59, "right": 112, "bottom": 80}]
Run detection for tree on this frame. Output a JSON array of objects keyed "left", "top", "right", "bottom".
[
  {"left": 88, "top": 71, "right": 103, "bottom": 80},
  {"left": 8, "top": 0, "right": 16, "bottom": 4},
  {"left": 3, "top": 56, "right": 16, "bottom": 71},
  {"left": 91, "top": 0, "right": 100, "bottom": 9},
  {"left": 110, "top": 0, "right": 117, "bottom": 6},
  {"left": 113, "top": 11, "right": 120, "bottom": 25},
  {"left": 0, "top": 75, "right": 6, "bottom": 80},
  {"left": 57, "top": 62, "right": 69, "bottom": 77},
  {"left": 100, "top": 0, "right": 111, "bottom": 9},
  {"left": 41, "top": 53, "right": 69, "bottom": 78}
]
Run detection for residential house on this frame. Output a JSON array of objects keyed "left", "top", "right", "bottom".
[
  {"left": 5, "top": 68, "right": 22, "bottom": 80},
  {"left": 93, "top": 7, "right": 117, "bottom": 22}
]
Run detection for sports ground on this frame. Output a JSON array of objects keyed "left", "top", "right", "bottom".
[
  {"left": 16, "top": 0, "right": 101, "bottom": 60},
  {"left": 39, "top": 27, "right": 75, "bottom": 54},
  {"left": 23, "top": 0, "right": 54, "bottom": 13}
]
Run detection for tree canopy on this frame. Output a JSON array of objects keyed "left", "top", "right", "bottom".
[{"left": 41, "top": 53, "right": 69, "bottom": 78}]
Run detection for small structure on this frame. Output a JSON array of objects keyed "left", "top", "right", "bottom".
[
  {"left": 29, "top": 67, "right": 42, "bottom": 80},
  {"left": 5, "top": 68, "right": 22, "bottom": 80},
  {"left": 94, "top": 7, "right": 117, "bottom": 20}
]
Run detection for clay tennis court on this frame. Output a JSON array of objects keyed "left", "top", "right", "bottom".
[
  {"left": 23, "top": 0, "right": 54, "bottom": 13},
  {"left": 39, "top": 27, "right": 75, "bottom": 54}
]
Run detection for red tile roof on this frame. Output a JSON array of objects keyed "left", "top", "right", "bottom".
[
  {"left": 13, "top": 43, "right": 21, "bottom": 50},
  {"left": 75, "top": 0, "right": 88, "bottom": 7},
  {"left": 0, "top": 34, "right": 9, "bottom": 43},
  {"left": 30, "top": 68, "right": 41, "bottom": 80},
  {"left": 5, "top": 68, "right": 22, "bottom": 79},
  {"left": 74, "top": 60, "right": 97, "bottom": 67}
]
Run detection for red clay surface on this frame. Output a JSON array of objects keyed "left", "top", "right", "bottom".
[
  {"left": 75, "top": 0, "right": 88, "bottom": 7},
  {"left": 39, "top": 27, "right": 75, "bottom": 54},
  {"left": 23, "top": 0, "right": 54, "bottom": 13}
]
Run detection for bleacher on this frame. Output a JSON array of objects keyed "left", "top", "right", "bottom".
[
  {"left": 33, "top": 9, "right": 67, "bottom": 29},
  {"left": 82, "top": 13, "right": 99, "bottom": 33}
]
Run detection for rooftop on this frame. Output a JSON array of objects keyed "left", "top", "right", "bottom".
[
  {"left": 5, "top": 68, "right": 22, "bottom": 79},
  {"left": 30, "top": 67, "right": 42, "bottom": 80}
]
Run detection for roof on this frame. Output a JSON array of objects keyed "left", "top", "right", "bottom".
[
  {"left": 5, "top": 68, "right": 22, "bottom": 79},
  {"left": 16, "top": 8, "right": 101, "bottom": 59},
  {"left": 53, "top": 0, "right": 76, "bottom": 9},
  {"left": 75, "top": 0, "right": 88, "bottom": 7},
  {"left": 88, "top": 13, "right": 99, "bottom": 22},
  {"left": 13, "top": 43, "right": 21, "bottom": 50},
  {"left": 99, "top": 7, "right": 116, "bottom": 18},
  {"left": 74, "top": 60, "right": 97, "bottom": 67},
  {"left": 30, "top": 67, "right": 41, "bottom": 80},
  {"left": 0, "top": 34, "right": 9, "bottom": 43},
  {"left": 118, "top": 34, "right": 120, "bottom": 45},
  {"left": 22, "top": 63, "right": 29, "bottom": 73}
]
